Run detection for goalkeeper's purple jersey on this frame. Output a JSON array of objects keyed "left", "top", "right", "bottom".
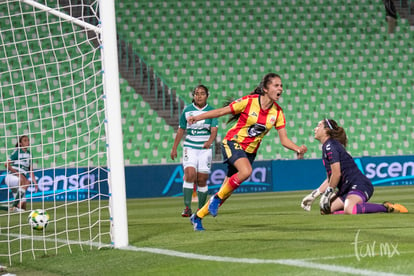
[{"left": 322, "top": 138, "right": 372, "bottom": 194}]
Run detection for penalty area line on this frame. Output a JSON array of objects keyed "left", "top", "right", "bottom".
[{"left": 122, "top": 246, "right": 410, "bottom": 276}]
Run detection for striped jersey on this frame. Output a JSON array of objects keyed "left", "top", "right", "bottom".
[
  {"left": 179, "top": 103, "right": 218, "bottom": 149},
  {"left": 225, "top": 94, "right": 286, "bottom": 153},
  {"left": 8, "top": 148, "right": 32, "bottom": 177}
]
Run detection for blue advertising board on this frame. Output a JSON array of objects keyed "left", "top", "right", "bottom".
[
  {"left": 126, "top": 155, "right": 414, "bottom": 198},
  {"left": 354, "top": 156, "right": 414, "bottom": 186},
  {"left": 125, "top": 160, "right": 273, "bottom": 198},
  {"left": 1, "top": 155, "right": 412, "bottom": 200},
  {"left": 0, "top": 167, "right": 108, "bottom": 202},
  {"left": 271, "top": 155, "right": 414, "bottom": 192},
  {"left": 272, "top": 159, "right": 326, "bottom": 191}
]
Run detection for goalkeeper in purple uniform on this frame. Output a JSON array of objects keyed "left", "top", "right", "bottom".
[{"left": 301, "top": 119, "right": 408, "bottom": 214}]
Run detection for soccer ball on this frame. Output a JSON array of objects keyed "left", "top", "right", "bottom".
[{"left": 28, "top": 209, "right": 50, "bottom": 231}]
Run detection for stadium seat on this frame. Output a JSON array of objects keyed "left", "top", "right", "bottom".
[{"left": 113, "top": 0, "right": 414, "bottom": 161}]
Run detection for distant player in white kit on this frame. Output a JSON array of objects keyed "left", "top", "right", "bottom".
[{"left": 171, "top": 85, "right": 218, "bottom": 217}]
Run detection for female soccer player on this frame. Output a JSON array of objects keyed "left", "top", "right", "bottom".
[
  {"left": 187, "top": 73, "right": 307, "bottom": 231},
  {"left": 301, "top": 119, "right": 408, "bottom": 215},
  {"left": 171, "top": 85, "right": 218, "bottom": 217},
  {"left": 4, "top": 135, "right": 38, "bottom": 212}
]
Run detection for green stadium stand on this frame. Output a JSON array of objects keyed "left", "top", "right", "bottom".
[
  {"left": 4, "top": 0, "right": 413, "bottom": 167},
  {"left": 118, "top": 78, "right": 176, "bottom": 165}
]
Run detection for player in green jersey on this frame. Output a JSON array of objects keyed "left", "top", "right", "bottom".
[
  {"left": 171, "top": 85, "right": 218, "bottom": 217},
  {"left": 4, "top": 135, "right": 38, "bottom": 212}
]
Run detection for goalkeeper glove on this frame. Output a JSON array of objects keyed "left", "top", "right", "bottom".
[
  {"left": 319, "top": 187, "right": 334, "bottom": 214},
  {"left": 301, "top": 189, "right": 322, "bottom": 211}
]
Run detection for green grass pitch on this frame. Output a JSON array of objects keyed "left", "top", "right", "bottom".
[{"left": 3, "top": 186, "right": 414, "bottom": 275}]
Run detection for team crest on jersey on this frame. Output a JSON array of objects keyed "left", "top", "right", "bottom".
[
  {"left": 247, "top": 123, "right": 266, "bottom": 137},
  {"left": 250, "top": 111, "right": 258, "bottom": 117},
  {"left": 269, "top": 116, "right": 276, "bottom": 125}
]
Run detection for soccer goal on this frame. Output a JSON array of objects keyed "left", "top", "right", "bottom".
[{"left": 0, "top": 0, "right": 128, "bottom": 265}]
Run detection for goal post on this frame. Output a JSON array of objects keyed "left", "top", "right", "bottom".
[
  {"left": 99, "top": 0, "right": 129, "bottom": 248},
  {"left": 0, "top": 0, "right": 128, "bottom": 264}
]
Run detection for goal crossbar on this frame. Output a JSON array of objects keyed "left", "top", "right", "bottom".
[{"left": 21, "top": 0, "right": 101, "bottom": 33}]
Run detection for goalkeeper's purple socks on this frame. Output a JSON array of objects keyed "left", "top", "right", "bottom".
[
  {"left": 352, "top": 203, "right": 387, "bottom": 214},
  {"left": 332, "top": 203, "right": 388, "bottom": 214}
]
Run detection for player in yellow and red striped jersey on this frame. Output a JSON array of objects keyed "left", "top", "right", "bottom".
[
  {"left": 224, "top": 93, "right": 285, "bottom": 154},
  {"left": 187, "top": 73, "right": 307, "bottom": 231}
]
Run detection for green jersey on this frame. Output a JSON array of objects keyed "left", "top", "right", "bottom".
[
  {"left": 8, "top": 148, "right": 32, "bottom": 176},
  {"left": 179, "top": 103, "right": 218, "bottom": 149}
]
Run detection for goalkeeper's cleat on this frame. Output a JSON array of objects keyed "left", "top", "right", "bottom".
[
  {"left": 181, "top": 207, "right": 192, "bottom": 217},
  {"left": 190, "top": 214, "right": 205, "bottom": 231},
  {"left": 208, "top": 194, "right": 222, "bottom": 217},
  {"left": 383, "top": 202, "right": 408, "bottom": 213}
]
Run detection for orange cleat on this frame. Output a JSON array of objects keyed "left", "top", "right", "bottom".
[{"left": 383, "top": 202, "right": 408, "bottom": 213}]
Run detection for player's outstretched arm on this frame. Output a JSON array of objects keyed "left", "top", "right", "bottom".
[
  {"left": 319, "top": 162, "right": 341, "bottom": 214},
  {"left": 277, "top": 128, "right": 307, "bottom": 155},
  {"left": 187, "top": 106, "right": 232, "bottom": 124}
]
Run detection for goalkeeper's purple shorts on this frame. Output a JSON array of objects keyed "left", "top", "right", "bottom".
[{"left": 339, "top": 182, "right": 374, "bottom": 202}]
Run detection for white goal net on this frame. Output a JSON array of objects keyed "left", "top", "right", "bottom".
[{"left": 0, "top": 0, "right": 127, "bottom": 265}]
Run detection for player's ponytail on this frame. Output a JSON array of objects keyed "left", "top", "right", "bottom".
[
  {"left": 223, "top": 97, "right": 239, "bottom": 125},
  {"left": 325, "top": 119, "right": 348, "bottom": 147}
]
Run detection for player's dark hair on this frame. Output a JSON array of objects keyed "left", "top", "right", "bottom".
[
  {"left": 192, "top": 84, "right": 209, "bottom": 97},
  {"left": 325, "top": 119, "right": 348, "bottom": 147},
  {"left": 15, "top": 135, "right": 28, "bottom": 148},
  {"left": 252, "top": 72, "right": 281, "bottom": 96},
  {"left": 191, "top": 84, "right": 209, "bottom": 106},
  {"left": 226, "top": 73, "right": 281, "bottom": 125}
]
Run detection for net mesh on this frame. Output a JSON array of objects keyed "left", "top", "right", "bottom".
[{"left": 0, "top": 0, "right": 112, "bottom": 265}]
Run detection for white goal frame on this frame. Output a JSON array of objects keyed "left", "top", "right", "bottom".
[
  {"left": 0, "top": 0, "right": 128, "bottom": 262},
  {"left": 98, "top": 0, "right": 128, "bottom": 248}
]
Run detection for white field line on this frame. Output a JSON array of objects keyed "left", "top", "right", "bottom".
[
  {"left": 4, "top": 233, "right": 412, "bottom": 276},
  {"left": 123, "top": 246, "right": 411, "bottom": 276}
]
